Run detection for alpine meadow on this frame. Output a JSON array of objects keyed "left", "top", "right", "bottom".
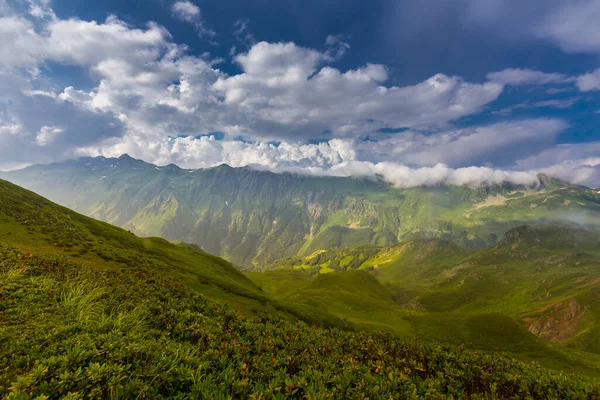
[{"left": 2, "top": 0, "right": 600, "bottom": 398}]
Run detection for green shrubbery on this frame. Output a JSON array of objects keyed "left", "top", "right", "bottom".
[{"left": 2, "top": 245, "right": 599, "bottom": 399}]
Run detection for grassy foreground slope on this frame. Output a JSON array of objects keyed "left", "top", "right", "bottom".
[{"left": 3, "top": 246, "right": 600, "bottom": 399}]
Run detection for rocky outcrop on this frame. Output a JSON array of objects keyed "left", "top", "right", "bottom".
[{"left": 523, "top": 299, "right": 589, "bottom": 343}]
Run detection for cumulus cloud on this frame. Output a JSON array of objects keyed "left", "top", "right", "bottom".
[
  {"left": 0, "top": 6, "right": 507, "bottom": 149},
  {"left": 0, "top": 69, "right": 126, "bottom": 169},
  {"left": 0, "top": 1, "right": 596, "bottom": 189},
  {"left": 35, "top": 126, "right": 63, "bottom": 146},
  {"left": 214, "top": 42, "right": 503, "bottom": 138}
]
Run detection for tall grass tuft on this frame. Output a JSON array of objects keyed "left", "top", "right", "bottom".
[{"left": 61, "top": 279, "right": 106, "bottom": 324}]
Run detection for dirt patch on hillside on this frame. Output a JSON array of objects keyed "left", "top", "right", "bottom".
[
  {"left": 346, "top": 220, "right": 362, "bottom": 229},
  {"left": 306, "top": 250, "right": 327, "bottom": 260},
  {"left": 580, "top": 276, "right": 600, "bottom": 288},
  {"left": 442, "top": 262, "right": 472, "bottom": 279},
  {"left": 474, "top": 195, "right": 509, "bottom": 209},
  {"left": 523, "top": 299, "right": 589, "bottom": 343}
]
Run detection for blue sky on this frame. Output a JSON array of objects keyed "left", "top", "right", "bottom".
[{"left": 1, "top": 0, "right": 599, "bottom": 187}]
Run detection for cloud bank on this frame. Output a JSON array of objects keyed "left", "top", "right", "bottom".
[{"left": 0, "top": 0, "right": 599, "bottom": 188}]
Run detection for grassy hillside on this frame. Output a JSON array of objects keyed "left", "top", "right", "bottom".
[
  {"left": 4, "top": 155, "right": 600, "bottom": 269},
  {"left": 246, "top": 224, "right": 600, "bottom": 375},
  {"left": 0, "top": 178, "right": 344, "bottom": 327},
  {"left": 3, "top": 246, "right": 600, "bottom": 398}
]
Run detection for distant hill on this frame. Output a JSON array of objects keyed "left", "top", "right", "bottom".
[
  {"left": 3, "top": 155, "right": 600, "bottom": 269},
  {"left": 246, "top": 223, "right": 600, "bottom": 373}
]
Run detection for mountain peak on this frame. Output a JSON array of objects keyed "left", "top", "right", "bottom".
[
  {"left": 536, "top": 173, "right": 568, "bottom": 188},
  {"left": 210, "top": 163, "right": 234, "bottom": 170}
]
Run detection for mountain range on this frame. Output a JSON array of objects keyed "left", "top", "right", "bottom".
[{"left": 3, "top": 154, "right": 600, "bottom": 270}]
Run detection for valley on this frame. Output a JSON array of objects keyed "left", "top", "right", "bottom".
[{"left": 246, "top": 224, "right": 600, "bottom": 373}]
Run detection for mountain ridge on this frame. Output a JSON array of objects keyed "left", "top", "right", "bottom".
[
  {"left": 3, "top": 155, "right": 600, "bottom": 269},
  {"left": 4, "top": 154, "right": 585, "bottom": 188}
]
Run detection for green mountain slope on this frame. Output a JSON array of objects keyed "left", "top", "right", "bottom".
[
  {"left": 246, "top": 223, "right": 600, "bottom": 374},
  {"left": 0, "top": 178, "right": 343, "bottom": 327},
  {"left": 3, "top": 155, "right": 600, "bottom": 269}
]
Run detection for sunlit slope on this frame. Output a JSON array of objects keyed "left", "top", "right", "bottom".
[
  {"left": 248, "top": 223, "right": 600, "bottom": 373},
  {"left": 4, "top": 155, "right": 600, "bottom": 269},
  {"left": 0, "top": 178, "right": 344, "bottom": 327}
]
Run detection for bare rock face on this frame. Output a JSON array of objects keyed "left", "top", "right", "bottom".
[{"left": 523, "top": 299, "right": 589, "bottom": 343}]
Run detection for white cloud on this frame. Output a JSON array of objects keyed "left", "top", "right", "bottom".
[
  {"left": 515, "top": 142, "right": 600, "bottom": 187},
  {"left": 232, "top": 18, "right": 255, "bottom": 50},
  {"left": 0, "top": 7, "right": 505, "bottom": 163},
  {"left": 171, "top": 1, "right": 215, "bottom": 39},
  {"left": 214, "top": 42, "right": 503, "bottom": 137},
  {"left": 0, "top": 16, "right": 47, "bottom": 68},
  {"left": 0, "top": 1, "right": 597, "bottom": 189},
  {"left": 534, "top": 0, "right": 600, "bottom": 54},
  {"left": 27, "top": 0, "right": 55, "bottom": 20},
  {"left": 233, "top": 41, "right": 328, "bottom": 79},
  {"left": 171, "top": 1, "right": 200, "bottom": 21},
  {"left": 487, "top": 68, "right": 572, "bottom": 85},
  {"left": 371, "top": 163, "right": 540, "bottom": 188},
  {"left": 0, "top": 68, "right": 126, "bottom": 167},
  {"left": 353, "top": 119, "right": 568, "bottom": 168},
  {"left": 325, "top": 34, "right": 351, "bottom": 60},
  {"left": 540, "top": 160, "right": 600, "bottom": 187},
  {"left": 491, "top": 98, "right": 580, "bottom": 116},
  {"left": 459, "top": 0, "right": 600, "bottom": 55},
  {"left": 576, "top": 68, "right": 600, "bottom": 91},
  {"left": 35, "top": 125, "right": 63, "bottom": 146}
]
